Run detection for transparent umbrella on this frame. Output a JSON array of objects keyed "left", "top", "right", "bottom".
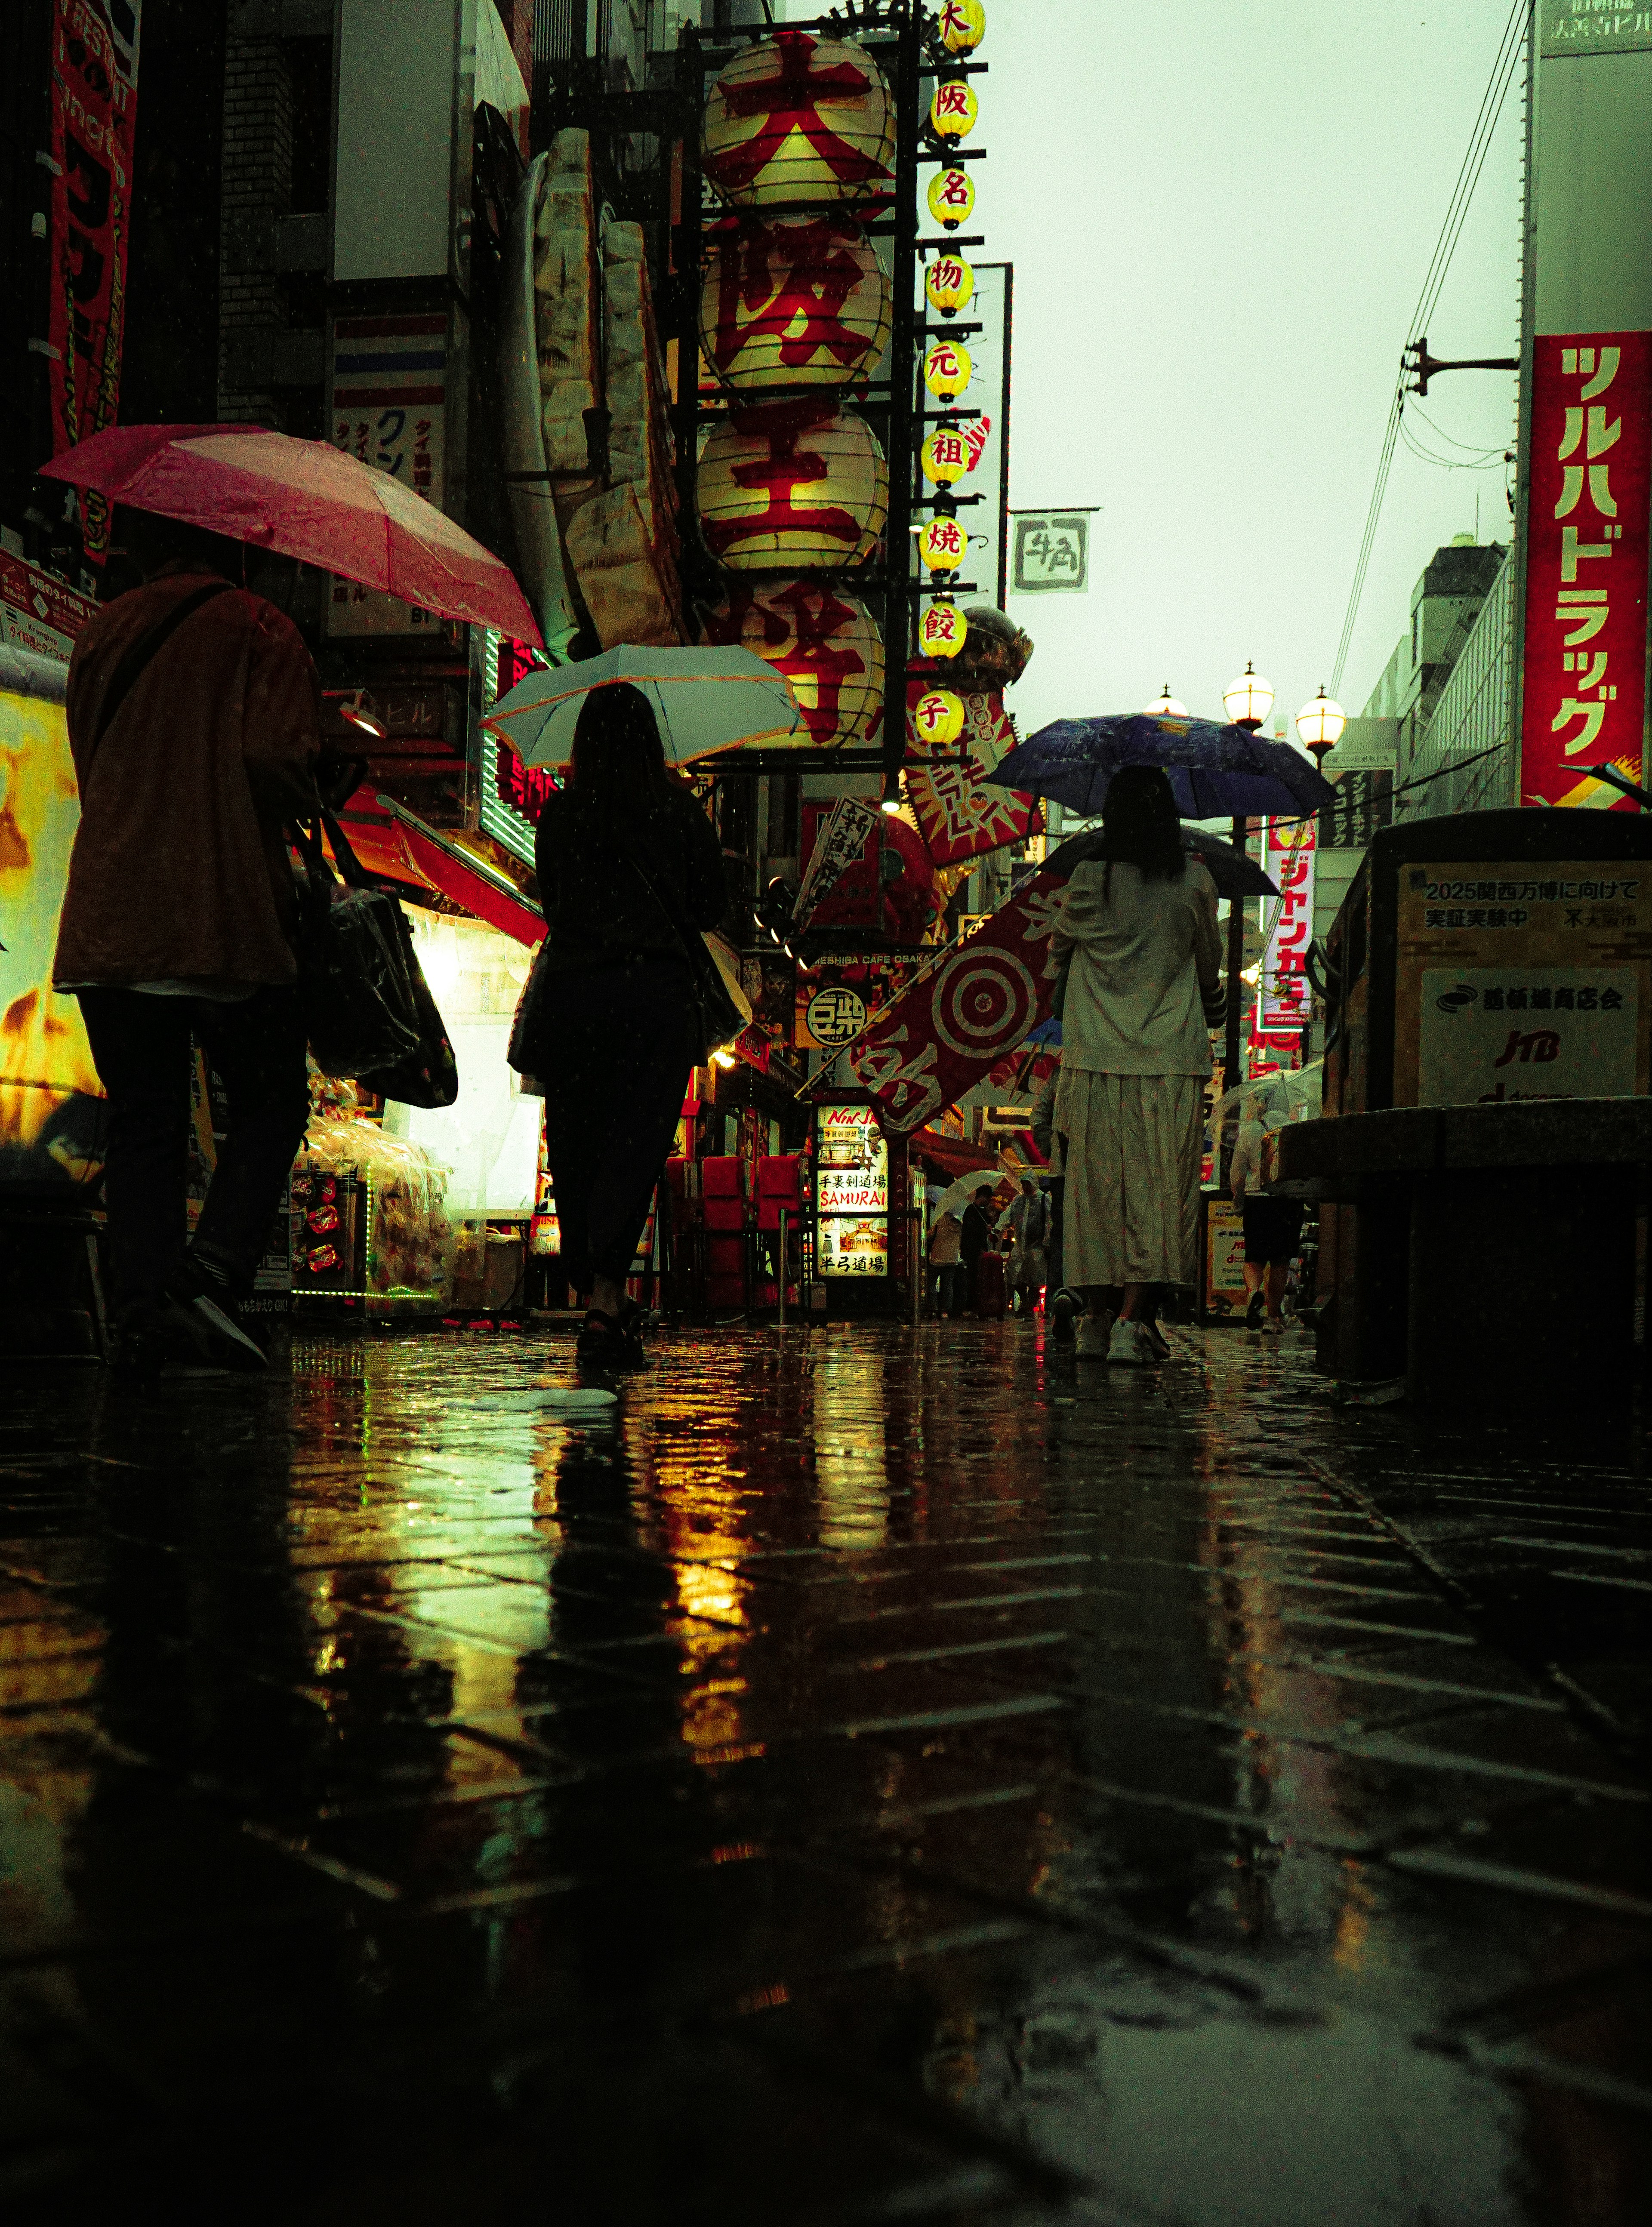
[{"left": 482, "top": 645, "right": 800, "bottom": 769}]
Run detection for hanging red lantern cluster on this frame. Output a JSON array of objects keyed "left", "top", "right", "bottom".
[{"left": 697, "top": 31, "right": 894, "bottom": 751}]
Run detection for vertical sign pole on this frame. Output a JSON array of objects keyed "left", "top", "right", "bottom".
[
  {"left": 881, "top": 5, "right": 923, "bottom": 801},
  {"left": 777, "top": 1207, "right": 788, "bottom": 1332}
]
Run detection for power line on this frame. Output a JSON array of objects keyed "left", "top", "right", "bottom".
[{"left": 1329, "top": 0, "right": 1529, "bottom": 696}]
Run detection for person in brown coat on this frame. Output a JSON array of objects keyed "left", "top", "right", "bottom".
[{"left": 53, "top": 511, "right": 322, "bottom": 1368}]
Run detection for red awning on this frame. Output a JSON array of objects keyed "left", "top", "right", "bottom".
[
  {"left": 335, "top": 791, "right": 544, "bottom": 946},
  {"left": 907, "top": 1127, "right": 1003, "bottom": 1181}
]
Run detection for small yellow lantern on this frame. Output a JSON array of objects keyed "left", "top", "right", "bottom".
[
  {"left": 922, "top": 338, "right": 972, "bottom": 401},
  {"left": 918, "top": 514, "right": 968, "bottom": 572},
  {"left": 919, "top": 600, "right": 967, "bottom": 659},
  {"left": 701, "top": 580, "right": 885, "bottom": 749},
  {"left": 701, "top": 216, "right": 892, "bottom": 394},
  {"left": 912, "top": 689, "right": 966, "bottom": 749},
  {"left": 926, "top": 166, "right": 976, "bottom": 229},
  {"left": 697, "top": 400, "right": 888, "bottom": 572},
  {"left": 924, "top": 253, "right": 975, "bottom": 316},
  {"left": 701, "top": 31, "right": 895, "bottom": 209},
  {"left": 937, "top": 0, "right": 987, "bottom": 55},
  {"left": 921, "top": 425, "right": 969, "bottom": 484},
  {"left": 929, "top": 79, "right": 978, "bottom": 140}
]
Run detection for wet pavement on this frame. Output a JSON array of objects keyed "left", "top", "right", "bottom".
[{"left": 2, "top": 1319, "right": 1649, "bottom": 2224}]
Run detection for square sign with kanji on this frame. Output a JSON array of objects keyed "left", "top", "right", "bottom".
[{"left": 1012, "top": 513, "right": 1089, "bottom": 594}]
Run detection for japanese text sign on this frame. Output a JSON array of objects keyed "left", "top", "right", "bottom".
[
  {"left": 1012, "top": 514, "right": 1088, "bottom": 593},
  {"left": 1521, "top": 333, "right": 1651, "bottom": 809},
  {"left": 1256, "top": 818, "right": 1315, "bottom": 1040}
]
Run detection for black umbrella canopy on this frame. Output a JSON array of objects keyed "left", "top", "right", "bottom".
[{"left": 1046, "top": 826, "right": 1278, "bottom": 900}]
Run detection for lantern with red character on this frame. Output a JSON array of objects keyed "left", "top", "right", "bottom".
[
  {"left": 703, "top": 580, "right": 884, "bottom": 751},
  {"left": 697, "top": 400, "right": 887, "bottom": 573},
  {"left": 700, "top": 215, "right": 892, "bottom": 395},
  {"left": 702, "top": 31, "right": 895, "bottom": 211}
]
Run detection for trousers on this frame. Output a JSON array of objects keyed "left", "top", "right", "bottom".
[
  {"left": 77, "top": 986, "right": 310, "bottom": 1312},
  {"left": 533, "top": 958, "right": 697, "bottom": 1288}
]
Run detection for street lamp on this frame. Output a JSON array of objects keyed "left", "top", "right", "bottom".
[
  {"left": 1144, "top": 684, "right": 1187, "bottom": 716},
  {"left": 1222, "top": 663, "right": 1273, "bottom": 732},
  {"left": 880, "top": 764, "right": 905, "bottom": 815},
  {"left": 1294, "top": 686, "right": 1346, "bottom": 768}
]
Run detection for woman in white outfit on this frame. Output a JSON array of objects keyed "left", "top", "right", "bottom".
[{"left": 1051, "top": 767, "right": 1224, "bottom": 1365}]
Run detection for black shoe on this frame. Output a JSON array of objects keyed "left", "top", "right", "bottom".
[
  {"left": 1049, "top": 1288, "right": 1079, "bottom": 1346},
  {"left": 163, "top": 1262, "right": 268, "bottom": 1371},
  {"left": 1245, "top": 1289, "right": 1266, "bottom": 1330},
  {"left": 576, "top": 1309, "right": 645, "bottom": 1373},
  {"left": 1140, "top": 1319, "right": 1171, "bottom": 1361}
]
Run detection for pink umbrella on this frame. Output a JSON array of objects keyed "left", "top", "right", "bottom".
[{"left": 40, "top": 423, "right": 542, "bottom": 647}]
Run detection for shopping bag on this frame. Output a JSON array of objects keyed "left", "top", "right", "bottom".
[
  {"left": 357, "top": 903, "right": 459, "bottom": 1109},
  {"left": 292, "top": 815, "right": 422, "bottom": 1080}
]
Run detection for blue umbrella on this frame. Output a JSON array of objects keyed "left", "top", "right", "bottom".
[{"left": 988, "top": 713, "right": 1336, "bottom": 819}]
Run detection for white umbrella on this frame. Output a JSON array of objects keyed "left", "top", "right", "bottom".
[
  {"left": 935, "top": 1171, "right": 1001, "bottom": 1217},
  {"left": 480, "top": 644, "right": 800, "bottom": 769}
]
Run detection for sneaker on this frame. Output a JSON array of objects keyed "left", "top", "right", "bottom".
[
  {"left": 1074, "top": 1310, "right": 1113, "bottom": 1359},
  {"left": 1245, "top": 1289, "right": 1266, "bottom": 1330},
  {"left": 1140, "top": 1319, "right": 1171, "bottom": 1362},
  {"left": 162, "top": 1264, "right": 267, "bottom": 1371},
  {"left": 1261, "top": 1315, "right": 1285, "bottom": 1336},
  {"left": 1106, "top": 1317, "right": 1156, "bottom": 1367},
  {"left": 1049, "top": 1288, "right": 1079, "bottom": 1346}
]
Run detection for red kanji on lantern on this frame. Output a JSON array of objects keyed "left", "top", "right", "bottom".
[
  {"left": 704, "top": 580, "right": 876, "bottom": 747},
  {"left": 712, "top": 217, "right": 885, "bottom": 378},
  {"left": 703, "top": 400, "right": 860, "bottom": 560},
  {"left": 704, "top": 31, "right": 891, "bottom": 200}
]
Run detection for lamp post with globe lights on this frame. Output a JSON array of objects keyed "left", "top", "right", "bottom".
[
  {"left": 1144, "top": 684, "right": 1187, "bottom": 717},
  {"left": 1295, "top": 687, "right": 1346, "bottom": 770},
  {"left": 1221, "top": 663, "right": 1273, "bottom": 733}
]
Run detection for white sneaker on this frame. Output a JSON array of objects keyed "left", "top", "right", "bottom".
[
  {"left": 1260, "top": 1316, "right": 1285, "bottom": 1336},
  {"left": 1073, "top": 1311, "right": 1114, "bottom": 1358},
  {"left": 1107, "top": 1317, "right": 1156, "bottom": 1366}
]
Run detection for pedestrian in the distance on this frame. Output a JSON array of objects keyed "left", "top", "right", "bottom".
[
  {"left": 959, "top": 1179, "right": 995, "bottom": 1313},
  {"left": 928, "top": 1195, "right": 964, "bottom": 1317},
  {"left": 998, "top": 1177, "right": 1048, "bottom": 1313},
  {"left": 1231, "top": 1090, "right": 1304, "bottom": 1332},
  {"left": 1052, "top": 767, "right": 1224, "bottom": 1365},
  {"left": 54, "top": 511, "right": 323, "bottom": 1371},
  {"left": 526, "top": 683, "right": 725, "bottom": 1371}
]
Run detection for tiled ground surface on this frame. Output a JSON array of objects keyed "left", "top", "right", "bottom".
[{"left": 1, "top": 1319, "right": 1648, "bottom": 2224}]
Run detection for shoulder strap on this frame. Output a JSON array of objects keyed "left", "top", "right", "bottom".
[{"left": 90, "top": 579, "right": 235, "bottom": 761}]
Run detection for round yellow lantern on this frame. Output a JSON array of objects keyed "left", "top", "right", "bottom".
[
  {"left": 937, "top": 0, "right": 987, "bottom": 55},
  {"left": 924, "top": 253, "right": 975, "bottom": 317},
  {"left": 919, "top": 599, "right": 966, "bottom": 659},
  {"left": 912, "top": 688, "right": 965, "bottom": 749},
  {"left": 701, "top": 216, "right": 892, "bottom": 394},
  {"left": 929, "top": 79, "right": 978, "bottom": 140},
  {"left": 697, "top": 400, "right": 887, "bottom": 572},
  {"left": 702, "top": 580, "right": 885, "bottom": 750},
  {"left": 926, "top": 166, "right": 976, "bottom": 229},
  {"left": 702, "top": 31, "right": 895, "bottom": 209},
  {"left": 922, "top": 338, "right": 972, "bottom": 401},
  {"left": 921, "top": 425, "right": 969, "bottom": 484},
  {"left": 918, "top": 514, "right": 968, "bottom": 572}
]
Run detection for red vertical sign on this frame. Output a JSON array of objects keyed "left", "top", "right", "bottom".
[
  {"left": 1521, "top": 332, "right": 1652, "bottom": 809},
  {"left": 48, "top": 1, "right": 143, "bottom": 561}
]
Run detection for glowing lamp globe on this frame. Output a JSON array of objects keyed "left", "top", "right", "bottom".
[
  {"left": 920, "top": 425, "right": 969, "bottom": 484},
  {"left": 918, "top": 514, "right": 968, "bottom": 572},
  {"left": 1295, "top": 686, "right": 1346, "bottom": 762},
  {"left": 937, "top": 0, "right": 987, "bottom": 53},
  {"left": 701, "top": 579, "right": 884, "bottom": 750},
  {"left": 1144, "top": 686, "right": 1187, "bottom": 718},
  {"left": 912, "top": 688, "right": 966, "bottom": 748},
  {"left": 701, "top": 32, "right": 895, "bottom": 210},
  {"left": 923, "top": 338, "right": 972, "bottom": 401},
  {"left": 701, "top": 215, "right": 892, "bottom": 394},
  {"left": 924, "top": 253, "right": 975, "bottom": 317},
  {"left": 929, "top": 80, "right": 978, "bottom": 140},
  {"left": 1222, "top": 662, "right": 1273, "bottom": 732},
  {"left": 919, "top": 599, "right": 966, "bottom": 659},
  {"left": 697, "top": 400, "right": 887, "bottom": 573},
  {"left": 926, "top": 166, "right": 975, "bottom": 229}
]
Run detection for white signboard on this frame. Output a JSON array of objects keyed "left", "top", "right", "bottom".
[
  {"left": 1418, "top": 967, "right": 1639, "bottom": 1105},
  {"left": 816, "top": 1103, "right": 889, "bottom": 1276},
  {"left": 327, "top": 312, "right": 448, "bottom": 638},
  {"left": 795, "top": 796, "right": 881, "bottom": 928},
  {"left": 1011, "top": 512, "right": 1089, "bottom": 594},
  {"left": 1256, "top": 817, "right": 1316, "bottom": 1039}
]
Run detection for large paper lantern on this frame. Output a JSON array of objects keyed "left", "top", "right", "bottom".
[
  {"left": 698, "top": 400, "right": 887, "bottom": 572},
  {"left": 937, "top": 0, "right": 987, "bottom": 54},
  {"left": 702, "top": 31, "right": 895, "bottom": 210},
  {"left": 702, "top": 216, "right": 892, "bottom": 394},
  {"left": 703, "top": 580, "right": 884, "bottom": 750},
  {"left": 926, "top": 166, "right": 976, "bottom": 229},
  {"left": 925, "top": 253, "right": 974, "bottom": 316}
]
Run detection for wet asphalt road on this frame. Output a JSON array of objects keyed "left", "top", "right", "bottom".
[{"left": 1, "top": 1318, "right": 1649, "bottom": 2224}]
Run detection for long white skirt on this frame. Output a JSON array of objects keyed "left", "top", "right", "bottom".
[{"left": 1054, "top": 1068, "right": 1204, "bottom": 1287}]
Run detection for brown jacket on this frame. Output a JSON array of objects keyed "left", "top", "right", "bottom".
[{"left": 53, "top": 564, "right": 323, "bottom": 987}]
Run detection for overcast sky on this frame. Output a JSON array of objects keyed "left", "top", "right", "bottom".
[{"left": 783, "top": 0, "right": 1524, "bottom": 739}]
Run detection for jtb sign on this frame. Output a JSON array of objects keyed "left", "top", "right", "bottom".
[{"left": 1521, "top": 333, "right": 1652, "bottom": 809}]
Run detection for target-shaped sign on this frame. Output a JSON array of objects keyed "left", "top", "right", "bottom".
[{"left": 931, "top": 948, "right": 1039, "bottom": 1057}]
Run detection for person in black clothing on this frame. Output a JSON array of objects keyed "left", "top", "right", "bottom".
[
  {"left": 959, "top": 1180, "right": 995, "bottom": 1313},
  {"left": 528, "top": 684, "right": 725, "bottom": 1370}
]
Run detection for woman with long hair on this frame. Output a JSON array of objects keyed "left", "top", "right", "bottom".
[
  {"left": 1051, "top": 765, "right": 1224, "bottom": 1365},
  {"left": 527, "top": 683, "right": 726, "bottom": 1370}
]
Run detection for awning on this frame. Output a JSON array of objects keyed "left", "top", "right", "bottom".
[
  {"left": 907, "top": 1127, "right": 1004, "bottom": 1182},
  {"left": 334, "top": 791, "right": 545, "bottom": 946}
]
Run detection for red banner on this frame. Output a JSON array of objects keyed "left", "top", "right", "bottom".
[
  {"left": 1521, "top": 332, "right": 1652, "bottom": 810},
  {"left": 807, "top": 865, "right": 1068, "bottom": 1131},
  {"left": 48, "top": 1, "right": 142, "bottom": 561},
  {"left": 904, "top": 680, "right": 1041, "bottom": 867}
]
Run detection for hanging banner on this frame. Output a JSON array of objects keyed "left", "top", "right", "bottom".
[
  {"left": 1520, "top": 332, "right": 1652, "bottom": 810},
  {"left": 1255, "top": 817, "right": 1315, "bottom": 1042},
  {"left": 904, "top": 680, "right": 1038, "bottom": 867},
  {"left": 47, "top": 0, "right": 144, "bottom": 560},
  {"left": 803, "top": 865, "right": 1068, "bottom": 1130}
]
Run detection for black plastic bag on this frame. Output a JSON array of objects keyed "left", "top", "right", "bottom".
[
  {"left": 358, "top": 903, "right": 459, "bottom": 1109},
  {"left": 292, "top": 815, "right": 422, "bottom": 1079}
]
